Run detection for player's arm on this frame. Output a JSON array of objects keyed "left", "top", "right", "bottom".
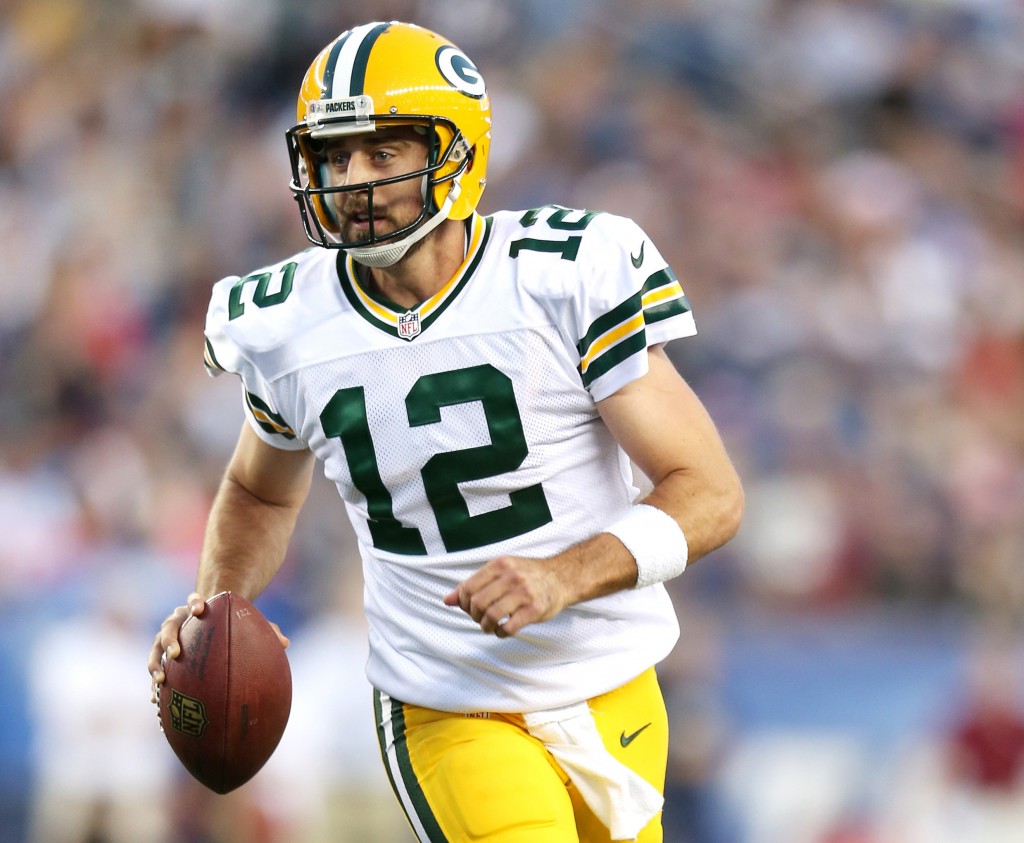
[
  {"left": 445, "top": 346, "right": 743, "bottom": 636},
  {"left": 598, "top": 345, "right": 743, "bottom": 569},
  {"left": 196, "top": 422, "right": 315, "bottom": 599},
  {"left": 148, "top": 423, "right": 315, "bottom": 681}
]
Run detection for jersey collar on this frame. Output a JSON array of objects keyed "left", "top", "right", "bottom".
[{"left": 336, "top": 213, "right": 491, "bottom": 341}]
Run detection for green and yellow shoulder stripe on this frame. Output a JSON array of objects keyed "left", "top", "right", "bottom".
[{"left": 577, "top": 267, "right": 690, "bottom": 388}]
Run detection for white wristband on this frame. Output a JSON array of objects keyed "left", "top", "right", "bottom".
[{"left": 603, "top": 504, "right": 688, "bottom": 589}]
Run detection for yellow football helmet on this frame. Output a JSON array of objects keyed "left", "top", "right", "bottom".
[{"left": 286, "top": 21, "right": 492, "bottom": 265}]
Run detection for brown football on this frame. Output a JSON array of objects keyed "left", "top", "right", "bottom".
[{"left": 159, "top": 591, "right": 291, "bottom": 793}]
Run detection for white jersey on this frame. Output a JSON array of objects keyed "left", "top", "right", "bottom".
[{"left": 204, "top": 206, "right": 697, "bottom": 712}]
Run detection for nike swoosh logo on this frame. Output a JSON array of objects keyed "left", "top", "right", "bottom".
[
  {"left": 630, "top": 241, "right": 645, "bottom": 269},
  {"left": 620, "top": 723, "right": 652, "bottom": 748}
]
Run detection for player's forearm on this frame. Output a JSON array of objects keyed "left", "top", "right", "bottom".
[
  {"left": 551, "top": 531, "right": 642, "bottom": 606},
  {"left": 555, "top": 462, "right": 743, "bottom": 606},
  {"left": 639, "top": 461, "right": 744, "bottom": 566},
  {"left": 195, "top": 473, "right": 302, "bottom": 601}
]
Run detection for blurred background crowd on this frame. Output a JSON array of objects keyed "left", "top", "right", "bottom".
[{"left": 2, "top": 0, "right": 1024, "bottom": 841}]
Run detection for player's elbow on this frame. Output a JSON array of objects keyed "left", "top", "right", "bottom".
[
  {"left": 721, "top": 468, "right": 745, "bottom": 544},
  {"left": 710, "top": 464, "right": 744, "bottom": 550}
]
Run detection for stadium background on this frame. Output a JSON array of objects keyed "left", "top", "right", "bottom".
[{"left": 1, "top": 0, "right": 1023, "bottom": 841}]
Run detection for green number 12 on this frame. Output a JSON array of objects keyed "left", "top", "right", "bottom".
[{"left": 320, "top": 364, "right": 552, "bottom": 554}]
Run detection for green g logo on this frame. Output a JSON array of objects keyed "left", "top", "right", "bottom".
[{"left": 436, "top": 45, "right": 486, "bottom": 98}]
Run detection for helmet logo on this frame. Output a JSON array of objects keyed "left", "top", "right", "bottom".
[{"left": 435, "top": 46, "right": 486, "bottom": 99}]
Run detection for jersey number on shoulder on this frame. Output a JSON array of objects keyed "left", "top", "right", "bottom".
[
  {"left": 509, "top": 205, "right": 598, "bottom": 261},
  {"left": 228, "top": 262, "right": 297, "bottom": 320},
  {"left": 320, "top": 364, "right": 552, "bottom": 555}
]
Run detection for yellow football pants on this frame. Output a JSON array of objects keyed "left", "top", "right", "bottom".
[{"left": 374, "top": 667, "right": 667, "bottom": 842}]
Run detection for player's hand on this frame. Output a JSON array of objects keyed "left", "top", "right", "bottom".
[
  {"left": 148, "top": 592, "right": 207, "bottom": 702},
  {"left": 444, "top": 556, "right": 568, "bottom": 638},
  {"left": 148, "top": 592, "right": 290, "bottom": 702}
]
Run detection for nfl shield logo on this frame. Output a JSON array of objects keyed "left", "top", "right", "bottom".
[
  {"left": 168, "top": 689, "right": 210, "bottom": 737},
  {"left": 398, "top": 310, "right": 421, "bottom": 340}
]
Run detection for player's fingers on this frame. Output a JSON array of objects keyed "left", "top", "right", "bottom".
[
  {"left": 148, "top": 594, "right": 204, "bottom": 675},
  {"left": 445, "top": 564, "right": 502, "bottom": 614},
  {"left": 469, "top": 581, "right": 532, "bottom": 634},
  {"left": 481, "top": 586, "right": 523, "bottom": 630},
  {"left": 449, "top": 583, "right": 477, "bottom": 614},
  {"left": 148, "top": 652, "right": 166, "bottom": 679},
  {"left": 150, "top": 670, "right": 163, "bottom": 704},
  {"left": 494, "top": 614, "right": 515, "bottom": 639},
  {"left": 162, "top": 620, "right": 184, "bottom": 662},
  {"left": 268, "top": 621, "right": 290, "bottom": 650},
  {"left": 466, "top": 561, "right": 535, "bottom": 623},
  {"left": 147, "top": 634, "right": 164, "bottom": 676},
  {"left": 463, "top": 578, "right": 508, "bottom": 625},
  {"left": 148, "top": 618, "right": 180, "bottom": 675},
  {"left": 496, "top": 599, "right": 548, "bottom": 637}
]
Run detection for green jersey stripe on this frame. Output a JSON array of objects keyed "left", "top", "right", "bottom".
[
  {"left": 577, "top": 291, "right": 642, "bottom": 358},
  {"left": 580, "top": 329, "right": 648, "bottom": 388},
  {"left": 203, "top": 338, "right": 225, "bottom": 373},
  {"left": 645, "top": 293, "right": 691, "bottom": 324},
  {"left": 642, "top": 267, "right": 691, "bottom": 323},
  {"left": 245, "top": 391, "right": 296, "bottom": 439},
  {"left": 641, "top": 267, "right": 680, "bottom": 294},
  {"left": 577, "top": 266, "right": 688, "bottom": 360},
  {"left": 250, "top": 417, "right": 294, "bottom": 439}
]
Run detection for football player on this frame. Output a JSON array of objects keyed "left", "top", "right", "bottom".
[{"left": 149, "top": 20, "right": 743, "bottom": 843}]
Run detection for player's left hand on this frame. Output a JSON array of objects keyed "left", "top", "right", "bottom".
[{"left": 444, "top": 556, "right": 568, "bottom": 638}]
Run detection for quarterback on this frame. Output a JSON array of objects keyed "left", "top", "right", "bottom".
[{"left": 149, "top": 20, "right": 743, "bottom": 843}]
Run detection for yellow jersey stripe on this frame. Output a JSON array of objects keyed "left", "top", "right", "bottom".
[{"left": 580, "top": 313, "right": 645, "bottom": 374}]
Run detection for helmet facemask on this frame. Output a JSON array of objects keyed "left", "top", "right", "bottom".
[{"left": 287, "top": 114, "right": 472, "bottom": 266}]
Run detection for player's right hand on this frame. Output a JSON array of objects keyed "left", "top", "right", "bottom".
[{"left": 148, "top": 592, "right": 206, "bottom": 702}]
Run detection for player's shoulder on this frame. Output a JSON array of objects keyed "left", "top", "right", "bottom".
[
  {"left": 484, "top": 206, "right": 652, "bottom": 291},
  {"left": 482, "top": 206, "right": 661, "bottom": 307},
  {"left": 207, "top": 246, "right": 335, "bottom": 340},
  {"left": 487, "top": 205, "right": 646, "bottom": 257},
  {"left": 204, "top": 245, "right": 341, "bottom": 379}
]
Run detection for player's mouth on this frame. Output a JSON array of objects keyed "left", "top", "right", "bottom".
[{"left": 345, "top": 208, "right": 391, "bottom": 239}]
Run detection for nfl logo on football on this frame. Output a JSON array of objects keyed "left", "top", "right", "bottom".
[{"left": 398, "top": 310, "right": 420, "bottom": 340}]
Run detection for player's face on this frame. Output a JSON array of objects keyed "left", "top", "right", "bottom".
[{"left": 315, "top": 128, "right": 430, "bottom": 244}]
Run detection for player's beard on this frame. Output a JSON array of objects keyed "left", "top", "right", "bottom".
[
  {"left": 339, "top": 194, "right": 424, "bottom": 246},
  {"left": 338, "top": 197, "right": 381, "bottom": 243}
]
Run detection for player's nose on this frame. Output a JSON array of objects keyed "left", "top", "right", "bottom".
[{"left": 344, "top": 151, "right": 376, "bottom": 186}]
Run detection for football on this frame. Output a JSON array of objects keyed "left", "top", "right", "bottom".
[{"left": 159, "top": 591, "right": 292, "bottom": 794}]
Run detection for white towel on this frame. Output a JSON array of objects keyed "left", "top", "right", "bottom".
[{"left": 523, "top": 702, "right": 663, "bottom": 840}]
